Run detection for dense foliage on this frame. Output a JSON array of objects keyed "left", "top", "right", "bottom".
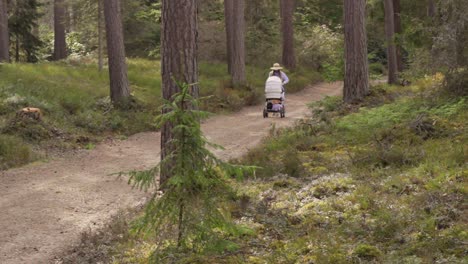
[{"left": 8, "top": 0, "right": 43, "bottom": 62}]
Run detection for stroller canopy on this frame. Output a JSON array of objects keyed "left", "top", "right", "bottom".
[{"left": 265, "top": 76, "right": 283, "bottom": 99}]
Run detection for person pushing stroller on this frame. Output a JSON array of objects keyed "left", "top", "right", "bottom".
[
  {"left": 269, "top": 63, "right": 289, "bottom": 103},
  {"left": 263, "top": 63, "right": 289, "bottom": 118}
]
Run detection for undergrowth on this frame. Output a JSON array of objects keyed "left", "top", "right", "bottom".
[
  {"left": 63, "top": 74, "right": 466, "bottom": 263},
  {"left": 229, "top": 74, "right": 467, "bottom": 263}
]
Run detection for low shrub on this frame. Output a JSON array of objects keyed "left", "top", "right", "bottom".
[{"left": 443, "top": 69, "right": 468, "bottom": 96}]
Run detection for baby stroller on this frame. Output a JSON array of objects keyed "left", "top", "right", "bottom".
[{"left": 263, "top": 76, "right": 285, "bottom": 118}]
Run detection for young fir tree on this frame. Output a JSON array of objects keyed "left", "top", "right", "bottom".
[{"left": 126, "top": 83, "right": 254, "bottom": 258}]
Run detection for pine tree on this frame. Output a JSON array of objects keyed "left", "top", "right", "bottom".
[
  {"left": 53, "top": 0, "right": 67, "bottom": 60},
  {"left": 126, "top": 84, "right": 255, "bottom": 255},
  {"left": 280, "top": 0, "right": 296, "bottom": 69},
  {"left": 103, "top": 0, "right": 131, "bottom": 104},
  {"left": 160, "top": 0, "right": 199, "bottom": 186},
  {"left": 230, "top": 0, "right": 246, "bottom": 85},
  {"left": 343, "top": 0, "right": 369, "bottom": 103},
  {"left": 0, "top": 0, "right": 9, "bottom": 62},
  {"left": 9, "top": 0, "right": 43, "bottom": 62},
  {"left": 384, "top": 0, "right": 398, "bottom": 84},
  {"left": 224, "top": 0, "right": 233, "bottom": 74},
  {"left": 393, "top": 0, "right": 403, "bottom": 72}
]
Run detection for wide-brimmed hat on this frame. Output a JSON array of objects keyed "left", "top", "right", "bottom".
[{"left": 270, "top": 63, "right": 283, "bottom": 70}]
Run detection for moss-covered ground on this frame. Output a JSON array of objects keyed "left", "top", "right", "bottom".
[{"left": 105, "top": 74, "right": 466, "bottom": 264}]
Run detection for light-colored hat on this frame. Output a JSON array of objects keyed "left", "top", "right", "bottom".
[{"left": 270, "top": 63, "right": 283, "bottom": 70}]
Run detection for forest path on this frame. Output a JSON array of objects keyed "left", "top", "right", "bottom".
[{"left": 0, "top": 82, "right": 342, "bottom": 264}]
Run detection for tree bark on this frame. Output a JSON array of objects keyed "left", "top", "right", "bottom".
[
  {"left": 343, "top": 0, "right": 369, "bottom": 103},
  {"left": 160, "top": 0, "right": 199, "bottom": 187},
  {"left": 384, "top": 0, "right": 398, "bottom": 84},
  {"left": 98, "top": 0, "right": 104, "bottom": 71},
  {"left": 427, "top": 0, "right": 435, "bottom": 17},
  {"left": 0, "top": 0, "right": 9, "bottom": 62},
  {"left": 224, "top": 0, "right": 233, "bottom": 74},
  {"left": 53, "top": 0, "right": 67, "bottom": 60},
  {"left": 280, "top": 0, "right": 296, "bottom": 69},
  {"left": 393, "top": 0, "right": 403, "bottom": 72},
  {"left": 104, "top": 0, "right": 131, "bottom": 104},
  {"left": 230, "top": 0, "right": 246, "bottom": 85}
]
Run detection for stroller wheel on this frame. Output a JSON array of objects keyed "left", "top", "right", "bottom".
[
  {"left": 280, "top": 108, "right": 285, "bottom": 118},
  {"left": 263, "top": 109, "right": 268, "bottom": 118}
]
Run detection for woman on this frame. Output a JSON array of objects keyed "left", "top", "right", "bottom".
[{"left": 269, "top": 63, "right": 289, "bottom": 102}]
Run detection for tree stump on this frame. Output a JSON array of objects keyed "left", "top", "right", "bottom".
[{"left": 16, "top": 107, "right": 43, "bottom": 121}]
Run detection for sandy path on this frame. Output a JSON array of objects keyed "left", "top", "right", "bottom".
[{"left": 0, "top": 82, "right": 342, "bottom": 264}]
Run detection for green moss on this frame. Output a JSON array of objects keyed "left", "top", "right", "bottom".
[{"left": 353, "top": 244, "right": 383, "bottom": 260}]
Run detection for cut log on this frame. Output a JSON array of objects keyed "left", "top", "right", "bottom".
[{"left": 17, "top": 107, "right": 43, "bottom": 121}]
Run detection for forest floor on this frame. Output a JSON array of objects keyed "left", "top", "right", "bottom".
[
  {"left": 103, "top": 75, "right": 465, "bottom": 264},
  {"left": 0, "top": 82, "right": 342, "bottom": 264}
]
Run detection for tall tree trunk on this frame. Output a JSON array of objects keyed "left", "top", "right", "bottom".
[
  {"left": 343, "top": 0, "right": 369, "bottom": 103},
  {"left": 160, "top": 0, "right": 199, "bottom": 187},
  {"left": 98, "top": 0, "right": 104, "bottom": 71},
  {"left": 427, "top": 0, "right": 435, "bottom": 17},
  {"left": 103, "top": 0, "right": 131, "bottom": 104},
  {"left": 280, "top": 0, "right": 296, "bottom": 69},
  {"left": 0, "top": 0, "right": 9, "bottom": 62},
  {"left": 53, "top": 0, "right": 67, "bottom": 60},
  {"left": 384, "top": 0, "right": 398, "bottom": 84},
  {"left": 15, "top": 33, "right": 19, "bottom": 62},
  {"left": 230, "top": 0, "right": 246, "bottom": 85},
  {"left": 393, "top": 0, "right": 403, "bottom": 72},
  {"left": 224, "top": 0, "right": 233, "bottom": 74}
]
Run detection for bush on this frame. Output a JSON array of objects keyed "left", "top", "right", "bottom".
[
  {"left": 369, "top": 62, "right": 385, "bottom": 76},
  {"left": 443, "top": 69, "right": 468, "bottom": 96},
  {"left": 353, "top": 244, "right": 382, "bottom": 261},
  {"left": 281, "top": 148, "right": 304, "bottom": 178},
  {"left": 2, "top": 118, "right": 54, "bottom": 142},
  {"left": 297, "top": 25, "right": 343, "bottom": 73}
]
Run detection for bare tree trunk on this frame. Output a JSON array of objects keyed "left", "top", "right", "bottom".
[
  {"left": 224, "top": 0, "right": 233, "bottom": 74},
  {"left": 54, "top": 0, "right": 67, "bottom": 60},
  {"left": 427, "top": 0, "right": 435, "bottom": 17},
  {"left": 230, "top": 0, "right": 246, "bottom": 85},
  {"left": 98, "top": 0, "right": 104, "bottom": 71},
  {"left": 280, "top": 0, "right": 296, "bottom": 69},
  {"left": 384, "top": 0, "right": 398, "bottom": 84},
  {"left": 103, "top": 0, "right": 131, "bottom": 104},
  {"left": 0, "top": 0, "right": 9, "bottom": 62},
  {"left": 343, "top": 0, "right": 369, "bottom": 103},
  {"left": 393, "top": 0, "right": 403, "bottom": 72},
  {"left": 15, "top": 33, "right": 19, "bottom": 62},
  {"left": 160, "top": 0, "right": 199, "bottom": 187}
]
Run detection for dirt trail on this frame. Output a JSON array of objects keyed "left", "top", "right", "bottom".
[{"left": 0, "top": 82, "right": 342, "bottom": 264}]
